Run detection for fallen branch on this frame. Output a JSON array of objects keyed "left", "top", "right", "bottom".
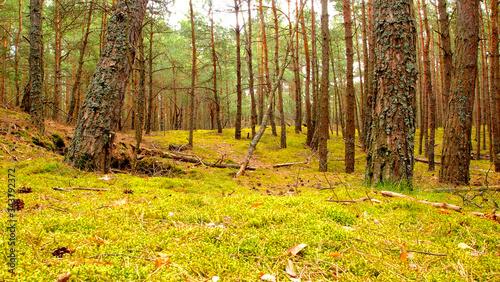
[
  {"left": 435, "top": 186, "right": 500, "bottom": 193},
  {"left": 470, "top": 212, "right": 500, "bottom": 223},
  {"left": 140, "top": 148, "right": 256, "bottom": 170},
  {"left": 88, "top": 253, "right": 154, "bottom": 261},
  {"left": 380, "top": 191, "right": 462, "bottom": 212},
  {"left": 53, "top": 187, "right": 110, "bottom": 192},
  {"left": 273, "top": 160, "right": 309, "bottom": 168},
  {"left": 415, "top": 157, "right": 441, "bottom": 165},
  {"left": 326, "top": 197, "right": 381, "bottom": 204}
]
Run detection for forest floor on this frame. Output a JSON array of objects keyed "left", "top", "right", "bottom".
[{"left": 0, "top": 107, "right": 499, "bottom": 281}]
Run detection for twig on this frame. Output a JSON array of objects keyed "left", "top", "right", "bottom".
[
  {"left": 88, "top": 253, "right": 154, "bottom": 261},
  {"left": 381, "top": 191, "right": 462, "bottom": 212},
  {"left": 53, "top": 187, "right": 110, "bottom": 192},
  {"left": 0, "top": 142, "right": 18, "bottom": 161},
  {"left": 326, "top": 197, "right": 381, "bottom": 204}
]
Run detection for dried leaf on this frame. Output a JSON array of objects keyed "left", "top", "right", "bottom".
[
  {"left": 155, "top": 253, "right": 171, "bottom": 268},
  {"left": 56, "top": 273, "right": 72, "bottom": 282},
  {"left": 99, "top": 175, "right": 112, "bottom": 181},
  {"left": 373, "top": 219, "right": 382, "bottom": 225},
  {"left": 289, "top": 278, "right": 301, "bottom": 282},
  {"left": 458, "top": 243, "right": 474, "bottom": 250},
  {"left": 407, "top": 252, "right": 415, "bottom": 260},
  {"left": 285, "top": 259, "right": 296, "bottom": 277},
  {"left": 260, "top": 273, "right": 276, "bottom": 282},
  {"left": 212, "top": 276, "right": 220, "bottom": 282},
  {"left": 409, "top": 264, "right": 418, "bottom": 270},
  {"left": 437, "top": 209, "right": 451, "bottom": 214},
  {"left": 399, "top": 249, "right": 408, "bottom": 263},
  {"left": 342, "top": 226, "right": 354, "bottom": 231},
  {"left": 252, "top": 202, "right": 264, "bottom": 208},
  {"left": 287, "top": 243, "right": 307, "bottom": 256},
  {"left": 329, "top": 252, "right": 342, "bottom": 258},
  {"left": 110, "top": 197, "right": 128, "bottom": 207}
]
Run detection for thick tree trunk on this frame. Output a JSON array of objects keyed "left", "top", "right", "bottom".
[
  {"left": 29, "top": 0, "right": 44, "bottom": 134},
  {"left": 365, "top": 0, "right": 417, "bottom": 186},
  {"left": 66, "top": 0, "right": 148, "bottom": 172},
  {"left": 318, "top": 0, "right": 330, "bottom": 172},
  {"left": 343, "top": 0, "right": 355, "bottom": 173},
  {"left": 360, "top": 0, "right": 370, "bottom": 150},
  {"left": 134, "top": 33, "right": 146, "bottom": 169},
  {"left": 438, "top": 0, "right": 452, "bottom": 113},
  {"left": 67, "top": 0, "right": 95, "bottom": 123},
  {"left": 235, "top": 0, "right": 243, "bottom": 140},
  {"left": 440, "top": 0, "right": 479, "bottom": 185},
  {"left": 490, "top": 0, "right": 500, "bottom": 172}
]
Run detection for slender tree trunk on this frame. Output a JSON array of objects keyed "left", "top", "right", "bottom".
[
  {"left": 67, "top": 0, "right": 95, "bottom": 123},
  {"left": 272, "top": 0, "right": 286, "bottom": 148},
  {"left": 365, "top": 0, "right": 417, "bottom": 185},
  {"left": 246, "top": 0, "right": 257, "bottom": 138},
  {"left": 490, "top": 0, "right": 500, "bottom": 172},
  {"left": 235, "top": 0, "right": 243, "bottom": 140},
  {"left": 52, "top": 0, "right": 61, "bottom": 121},
  {"left": 29, "top": 0, "right": 44, "bottom": 134},
  {"left": 301, "top": 9, "right": 311, "bottom": 140},
  {"left": 294, "top": 0, "right": 302, "bottom": 134},
  {"left": 133, "top": 33, "right": 146, "bottom": 171},
  {"left": 66, "top": 0, "right": 148, "bottom": 172},
  {"left": 14, "top": 0, "right": 22, "bottom": 106},
  {"left": 308, "top": 0, "right": 318, "bottom": 148},
  {"left": 188, "top": 0, "right": 196, "bottom": 147},
  {"left": 360, "top": 0, "right": 370, "bottom": 150},
  {"left": 422, "top": 0, "right": 436, "bottom": 171},
  {"left": 343, "top": 0, "right": 355, "bottom": 173},
  {"left": 209, "top": 4, "right": 222, "bottom": 134},
  {"left": 146, "top": 19, "right": 154, "bottom": 134},
  {"left": 440, "top": 0, "right": 479, "bottom": 185},
  {"left": 318, "top": 0, "right": 330, "bottom": 172}
]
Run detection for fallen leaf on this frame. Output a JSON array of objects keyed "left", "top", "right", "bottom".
[
  {"left": 329, "top": 252, "right": 342, "bottom": 258},
  {"left": 155, "top": 253, "right": 171, "bottom": 268},
  {"left": 110, "top": 197, "right": 128, "bottom": 207},
  {"left": 260, "top": 273, "right": 276, "bottom": 282},
  {"left": 287, "top": 243, "right": 307, "bottom": 256},
  {"left": 399, "top": 249, "right": 408, "bottom": 263},
  {"left": 212, "top": 276, "right": 220, "bottom": 282},
  {"left": 289, "top": 278, "right": 301, "bottom": 282},
  {"left": 342, "top": 226, "right": 354, "bottom": 231},
  {"left": 56, "top": 273, "right": 72, "bottom": 282},
  {"left": 409, "top": 264, "right": 418, "bottom": 270},
  {"left": 286, "top": 259, "right": 296, "bottom": 277},
  {"left": 437, "top": 209, "right": 451, "bottom": 214},
  {"left": 373, "top": 219, "right": 382, "bottom": 225},
  {"left": 458, "top": 243, "right": 474, "bottom": 250},
  {"left": 407, "top": 252, "right": 415, "bottom": 260},
  {"left": 252, "top": 202, "right": 264, "bottom": 208},
  {"left": 99, "top": 175, "right": 112, "bottom": 181}
]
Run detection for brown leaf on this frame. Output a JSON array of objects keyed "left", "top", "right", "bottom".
[
  {"left": 287, "top": 243, "right": 307, "bottom": 256},
  {"left": 329, "top": 252, "right": 342, "bottom": 258},
  {"left": 110, "top": 197, "right": 128, "bottom": 207},
  {"left": 399, "top": 249, "right": 408, "bottom": 263},
  {"left": 56, "top": 273, "right": 72, "bottom": 282},
  {"left": 260, "top": 274, "right": 276, "bottom": 282},
  {"left": 155, "top": 253, "right": 171, "bottom": 268},
  {"left": 285, "top": 259, "right": 296, "bottom": 277},
  {"left": 437, "top": 209, "right": 451, "bottom": 214},
  {"left": 252, "top": 202, "right": 263, "bottom": 208}
]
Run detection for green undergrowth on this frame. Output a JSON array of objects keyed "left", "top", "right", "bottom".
[{"left": 0, "top": 119, "right": 499, "bottom": 281}]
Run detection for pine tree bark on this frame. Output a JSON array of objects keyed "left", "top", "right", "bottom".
[
  {"left": 246, "top": 0, "right": 257, "bottom": 138},
  {"left": 67, "top": 0, "right": 95, "bottom": 123},
  {"left": 422, "top": 0, "right": 436, "bottom": 171},
  {"left": 146, "top": 19, "right": 154, "bottom": 134},
  {"left": 490, "top": 0, "right": 500, "bottom": 172},
  {"left": 272, "top": 0, "right": 286, "bottom": 148},
  {"left": 300, "top": 10, "right": 312, "bottom": 140},
  {"left": 438, "top": 0, "right": 452, "bottom": 112},
  {"left": 14, "top": 0, "right": 22, "bottom": 106},
  {"left": 29, "top": 0, "right": 44, "bottom": 134},
  {"left": 53, "top": 0, "right": 62, "bottom": 121},
  {"left": 365, "top": 0, "right": 417, "bottom": 185},
  {"left": 210, "top": 3, "right": 222, "bottom": 134},
  {"left": 308, "top": 0, "right": 318, "bottom": 148},
  {"left": 440, "top": 0, "right": 480, "bottom": 185},
  {"left": 235, "top": 0, "right": 243, "bottom": 140},
  {"left": 293, "top": 0, "right": 302, "bottom": 134},
  {"left": 66, "top": 0, "right": 148, "bottom": 172},
  {"left": 360, "top": 0, "right": 370, "bottom": 150},
  {"left": 134, "top": 33, "right": 145, "bottom": 166},
  {"left": 343, "top": 0, "right": 355, "bottom": 173},
  {"left": 188, "top": 0, "right": 196, "bottom": 147},
  {"left": 318, "top": 0, "right": 330, "bottom": 172}
]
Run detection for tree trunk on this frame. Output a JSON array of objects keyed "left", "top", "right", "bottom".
[
  {"left": 14, "top": 0, "right": 22, "bottom": 107},
  {"left": 235, "top": 0, "right": 243, "bottom": 140},
  {"left": 308, "top": 0, "right": 318, "bottom": 148},
  {"left": 300, "top": 9, "right": 311, "bottom": 141},
  {"left": 422, "top": 0, "right": 436, "bottom": 171},
  {"left": 294, "top": 0, "right": 302, "bottom": 134},
  {"left": 365, "top": 0, "right": 417, "bottom": 186},
  {"left": 146, "top": 18, "right": 154, "bottom": 134},
  {"left": 440, "top": 0, "right": 479, "bottom": 185},
  {"left": 52, "top": 0, "right": 62, "bottom": 121},
  {"left": 29, "top": 0, "right": 44, "bottom": 134},
  {"left": 273, "top": 0, "right": 286, "bottom": 148},
  {"left": 438, "top": 0, "right": 452, "bottom": 114},
  {"left": 188, "top": 0, "right": 196, "bottom": 147},
  {"left": 343, "top": 0, "right": 355, "bottom": 173},
  {"left": 210, "top": 3, "right": 222, "bottom": 134},
  {"left": 318, "top": 0, "right": 330, "bottom": 172},
  {"left": 67, "top": 0, "right": 95, "bottom": 123},
  {"left": 134, "top": 33, "right": 146, "bottom": 169},
  {"left": 246, "top": 0, "right": 257, "bottom": 138},
  {"left": 66, "top": 0, "right": 149, "bottom": 172},
  {"left": 490, "top": 0, "right": 500, "bottom": 172},
  {"left": 360, "top": 0, "right": 370, "bottom": 150}
]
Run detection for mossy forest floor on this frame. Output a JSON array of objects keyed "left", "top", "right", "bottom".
[{"left": 1, "top": 108, "right": 499, "bottom": 281}]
